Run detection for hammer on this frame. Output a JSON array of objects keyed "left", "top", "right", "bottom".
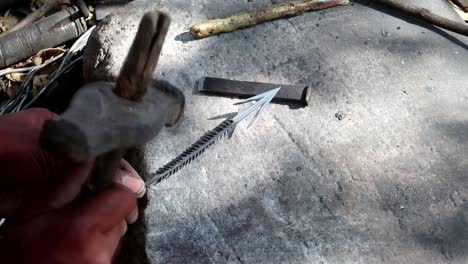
[{"left": 40, "top": 11, "right": 185, "bottom": 191}]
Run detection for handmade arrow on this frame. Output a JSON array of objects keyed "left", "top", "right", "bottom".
[{"left": 146, "top": 87, "right": 281, "bottom": 186}]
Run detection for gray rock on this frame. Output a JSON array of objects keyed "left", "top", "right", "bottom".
[
  {"left": 83, "top": 1, "right": 161, "bottom": 81},
  {"left": 85, "top": 0, "right": 468, "bottom": 263}
]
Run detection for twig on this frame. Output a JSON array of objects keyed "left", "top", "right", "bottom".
[
  {"left": 10, "top": 0, "right": 68, "bottom": 31},
  {"left": 0, "top": 66, "right": 35, "bottom": 77},
  {"left": 190, "top": 0, "right": 350, "bottom": 38},
  {"left": 452, "top": 0, "right": 468, "bottom": 12},
  {"left": 372, "top": 0, "right": 468, "bottom": 37}
]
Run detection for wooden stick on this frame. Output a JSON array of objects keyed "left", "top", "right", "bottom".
[
  {"left": 190, "top": 0, "right": 350, "bottom": 38},
  {"left": 372, "top": 0, "right": 468, "bottom": 37},
  {"left": 115, "top": 12, "right": 170, "bottom": 101},
  {"left": 452, "top": 0, "right": 468, "bottom": 12},
  {"left": 90, "top": 12, "right": 170, "bottom": 191}
]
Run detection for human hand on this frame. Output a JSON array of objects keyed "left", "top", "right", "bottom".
[{"left": 0, "top": 108, "right": 146, "bottom": 264}]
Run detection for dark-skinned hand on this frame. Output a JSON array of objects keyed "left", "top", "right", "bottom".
[{"left": 0, "top": 108, "right": 146, "bottom": 264}]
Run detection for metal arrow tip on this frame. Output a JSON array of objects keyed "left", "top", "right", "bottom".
[{"left": 231, "top": 87, "right": 281, "bottom": 126}]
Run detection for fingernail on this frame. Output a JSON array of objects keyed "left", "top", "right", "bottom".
[
  {"left": 126, "top": 207, "right": 139, "bottom": 224},
  {"left": 121, "top": 222, "right": 128, "bottom": 237},
  {"left": 116, "top": 174, "right": 146, "bottom": 196},
  {"left": 136, "top": 183, "right": 146, "bottom": 198}
]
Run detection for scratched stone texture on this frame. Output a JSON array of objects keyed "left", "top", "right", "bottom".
[{"left": 84, "top": 0, "right": 468, "bottom": 263}]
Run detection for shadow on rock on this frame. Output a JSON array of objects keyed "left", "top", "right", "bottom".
[
  {"left": 435, "top": 121, "right": 468, "bottom": 144},
  {"left": 175, "top": 32, "right": 198, "bottom": 43},
  {"left": 415, "top": 203, "right": 468, "bottom": 261},
  {"left": 147, "top": 151, "right": 374, "bottom": 263}
]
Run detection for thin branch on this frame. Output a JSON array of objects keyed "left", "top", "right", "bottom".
[
  {"left": 372, "top": 0, "right": 468, "bottom": 37},
  {"left": 452, "top": 0, "right": 468, "bottom": 12}
]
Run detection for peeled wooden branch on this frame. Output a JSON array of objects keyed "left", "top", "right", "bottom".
[
  {"left": 373, "top": 0, "right": 468, "bottom": 37},
  {"left": 190, "top": 0, "right": 350, "bottom": 38}
]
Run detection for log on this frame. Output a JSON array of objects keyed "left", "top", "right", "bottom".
[
  {"left": 372, "top": 0, "right": 468, "bottom": 37},
  {"left": 190, "top": 0, "right": 350, "bottom": 38}
]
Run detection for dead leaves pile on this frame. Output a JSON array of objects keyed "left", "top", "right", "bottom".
[
  {"left": 0, "top": 1, "right": 76, "bottom": 101},
  {"left": 0, "top": 10, "right": 19, "bottom": 33},
  {"left": 1, "top": 47, "right": 66, "bottom": 98}
]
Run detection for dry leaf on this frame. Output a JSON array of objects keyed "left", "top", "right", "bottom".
[
  {"left": 32, "top": 74, "right": 49, "bottom": 97},
  {"left": 4, "top": 47, "right": 65, "bottom": 70},
  {"left": 13, "top": 59, "right": 33, "bottom": 68},
  {"left": 6, "top": 72, "right": 27, "bottom": 82},
  {"left": 32, "top": 47, "right": 66, "bottom": 66},
  {"left": 1, "top": 77, "right": 21, "bottom": 98},
  {"left": 5, "top": 82, "right": 21, "bottom": 98},
  {"left": 0, "top": 78, "right": 6, "bottom": 92},
  {"left": 0, "top": 9, "right": 20, "bottom": 33}
]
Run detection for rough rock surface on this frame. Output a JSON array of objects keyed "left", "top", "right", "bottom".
[{"left": 84, "top": 0, "right": 468, "bottom": 263}]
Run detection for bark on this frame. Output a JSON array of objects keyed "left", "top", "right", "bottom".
[{"left": 190, "top": 0, "right": 350, "bottom": 38}]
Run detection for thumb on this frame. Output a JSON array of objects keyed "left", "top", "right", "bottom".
[{"left": 75, "top": 186, "right": 137, "bottom": 234}]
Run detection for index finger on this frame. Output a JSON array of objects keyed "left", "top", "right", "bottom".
[{"left": 0, "top": 108, "right": 59, "bottom": 186}]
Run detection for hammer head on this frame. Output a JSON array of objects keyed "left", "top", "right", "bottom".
[{"left": 40, "top": 80, "right": 185, "bottom": 162}]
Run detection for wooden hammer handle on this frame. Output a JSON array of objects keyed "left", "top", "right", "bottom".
[
  {"left": 114, "top": 12, "right": 171, "bottom": 101},
  {"left": 89, "top": 12, "right": 170, "bottom": 191}
]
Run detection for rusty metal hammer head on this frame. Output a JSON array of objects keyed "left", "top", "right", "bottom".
[
  {"left": 40, "top": 11, "right": 185, "bottom": 163},
  {"left": 40, "top": 80, "right": 184, "bottom": 162}
]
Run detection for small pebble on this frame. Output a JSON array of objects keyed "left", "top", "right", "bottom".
[{"left": 335, "top": 111, "right": 346, "bottom": 121}]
